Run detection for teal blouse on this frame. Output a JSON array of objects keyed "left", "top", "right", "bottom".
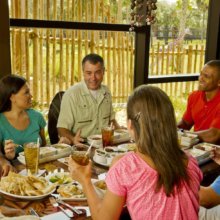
[{"left": 0, "top": 109, "right": 46, "bottom": 154}]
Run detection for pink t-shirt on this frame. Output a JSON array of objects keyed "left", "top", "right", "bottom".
[{"left": 106, "top": 152, "right": 202, "bottom": 220}]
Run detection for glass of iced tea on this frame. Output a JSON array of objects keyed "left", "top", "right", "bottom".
[
  {"left": 24, "top": 142, "right": 39, "bottom": 175},
  {"left": 71, "top": 151, "right": 89, "bottom": 166},
  {"left": 101, "top": 126, "right": 114, "bottom": 148}
]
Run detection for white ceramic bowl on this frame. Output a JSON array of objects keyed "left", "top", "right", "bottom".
[
  {"left": 87, "top": 134, "right": 102, "bottom": 147},
  {"left": 94, "top": 149, "right": 106, "bottom": 164},
  {"left": 93, "top": 179, "right": 107, "bottom": 198},
  {"left": 106, "top": 153, "right": 116, "bottom": 165}
]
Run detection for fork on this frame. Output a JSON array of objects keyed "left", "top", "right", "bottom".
[{"left": 49, "top": 197, "right": 73, "bottom": 218}]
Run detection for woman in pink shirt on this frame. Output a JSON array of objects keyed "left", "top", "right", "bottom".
[{"left": 69, "top": 85, "right": 202, "bottom": 220}]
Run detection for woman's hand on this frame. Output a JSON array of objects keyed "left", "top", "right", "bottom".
[
  {"left": 4, "top": 140, "right": 16, "bottom": 160},
  {"left": 0, "top": 160, "right": 16, "bottom": 177},
  {"left": 68, "top": 156, "right": 92, "bottom": 185},
  {"left": 0, "top": 156, "right": 16, "bottom": 178}
]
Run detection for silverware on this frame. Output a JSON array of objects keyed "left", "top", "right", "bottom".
[
  {"left": 29, "top": 208, "right": 39, "bottom": 217},
  {"left": 49, "top": 197, "right": 73, "bottom": 218},
  {"left": 57, "top": 199, "right": 83, "bottom": 215}
]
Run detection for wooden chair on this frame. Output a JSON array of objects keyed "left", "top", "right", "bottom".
[{"left": 48, "top": 91, "right": 65, "bottom": 144}]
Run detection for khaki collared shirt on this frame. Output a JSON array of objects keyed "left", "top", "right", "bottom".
[{"left": 57, "top": 81, "right": 115, "bottom": 138}]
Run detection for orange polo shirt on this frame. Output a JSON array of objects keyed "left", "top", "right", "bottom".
[{"left": 183, "top": 90, "right": 220, "bottom": 131}]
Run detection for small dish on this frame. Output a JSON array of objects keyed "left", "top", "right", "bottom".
[
  {"left": 106, "top": 153, "right": 116, "bottom": 165},
  {"left": 118, "top": 143, "right": 136, "bottom": 152},
  {"left": 93, "top": 155, "right": 109, "bottom": 167},
  {"left": 45, "top": 172, "right": 72, "bottom": 185},
  {"left": 87, "top": 134, "right": 103, "bottom": 148},
  {"left": 104, "top": 146, "right": 119, "bottom": 153},
  {"left": 93, "top": 153, "right": 107, "bottom": 164},
  {"left": 193, "top": 143, "right": 219, "bottom": 152},
  {"left": 92, "top": 179, "right": 107, "bottom": 198},
  {"left": 57, "top": 183, "right": 86, "bottom": 201}
]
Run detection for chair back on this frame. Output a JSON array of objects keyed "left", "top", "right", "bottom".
[{"left": 48, "top": 91, "right": 65, "bottom": 144}]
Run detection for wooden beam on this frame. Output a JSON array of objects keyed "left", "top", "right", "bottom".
[
  {"left": 0, "top": 0, "right": 11, "bottom": 78},
  {"left": 134, "top": 28, "right": 150, "bottom": 87}
]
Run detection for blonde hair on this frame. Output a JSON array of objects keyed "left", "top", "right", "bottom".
[{"left": 127, "top": 85, "right": 189, "bottom": 196}]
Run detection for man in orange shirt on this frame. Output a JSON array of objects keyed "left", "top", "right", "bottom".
[{"left": 178, "top": 60, "right": 220, "bottom": 144}]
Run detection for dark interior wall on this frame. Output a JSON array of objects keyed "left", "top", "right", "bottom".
[
  {"left": 0, "top": 0, "right": 11, "bottom": 78},
  {"left": 205, "top": 0, "right": 220, "bottom": 61}
]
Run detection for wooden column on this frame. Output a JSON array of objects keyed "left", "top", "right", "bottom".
[
  {"left": 134, "top": 28, "right": 151, "bottom": 87},
  {"left": 205, "top": 0, "right": 220, "bottom": 61},
  {"left": 0, "top": 0, "right": 11, "bottom": 78}
]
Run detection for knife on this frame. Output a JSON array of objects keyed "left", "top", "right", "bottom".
[
  {"left": 29, "top": 208, "right": 39, "bottom": 217},
  {"left": 49, "top": 197, "right": 73, "bottom": 218},
  {"left": 57, "top": 199, "right": 83, "bottom": 215}
]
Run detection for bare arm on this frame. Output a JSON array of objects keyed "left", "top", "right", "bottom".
[
  {"left": 83, "top": 181, "right": 125, "bottom": 220},
  {"left": 199, "top": 186, "right": 220, "bottom": 208},
  {"left": 39, "top": 128, "right": 47, "bottom": 146},
  {"left": 177, "top": 119, "right": 193, "bottom": 130},
  {"left": 68, "top": 159, "right": 125, "bottom": 220},
  {"left": 111, "top": 119, "right": 126, "bottom": 130},
  {"left": 195, "top": 127, "right": 220, "bottom": 144},
  {"left": 57, "top": 127, "right": 84, "bottom": 145}
]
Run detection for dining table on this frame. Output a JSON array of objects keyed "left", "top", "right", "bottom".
[
  {"left": 0, "top": 141, "right": 220, "bottom": 219},
  {"left": 0, "top": 147, "right": 109, "bottom": 219}
]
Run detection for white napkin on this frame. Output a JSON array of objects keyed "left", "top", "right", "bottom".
[
  {"left": 40, "top": 211, "right": 71, "bottom": 220},
  {"left": 76, "top": 206, "right": 91, "bottom": 217},
  {"left": 98, "top": 172, "right": 107, "bottom": 180},
  {"left": 40, "top": 207, "right": 91, "bottom": 219},
  {"left": 19, "top": 169, "right": 46, "bottom": 177}
]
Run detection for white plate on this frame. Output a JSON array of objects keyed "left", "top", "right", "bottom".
[
  {"left": 118, "top": 143, "right": 136, "bottom": 152},
  {"left": 0, "top": 187, "right": 56, "bottom": 201},
  {"left": 57, "top": 157, "right": 69, "bottom": 166},
  {"left": 193, "top": 142, "right": 220, "bottom": 152},
  {"left": 19, "top": 169, "right": 46, "bottom": 177},
  {"left": 45, "top": 172, "right": 72, "bottom": 185},
  {"left": 57, "top": 183, "right": 86, "bottom": 201},
  {"left": 58, "top": 195, "right": 87, "bottom": 201},
  {"left": 93, "top": 155, "right": 109, "bottom": 167}
]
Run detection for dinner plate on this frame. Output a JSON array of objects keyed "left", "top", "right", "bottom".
[
  {"left": 0, "top": 187, "right": 56, "bottom": 201},
  {"left": 58, "top": 195, "right": 87, "bottom": 201},
  {"left": 93, "top": 155, "right": 109, "bottom": 167},
  {"left": 57, "top": 183, "right": 87, "bottom": 201}
]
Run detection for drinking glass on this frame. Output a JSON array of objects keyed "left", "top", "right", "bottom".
[
  {"left": 101, "top": 126, "right": 114, "bottom": 148},
  {"left": 24, "top": 142, "right": 39, "bottom": 175},
  {"left": 71, "top": 150, "right": 89, "bottom": 166}
]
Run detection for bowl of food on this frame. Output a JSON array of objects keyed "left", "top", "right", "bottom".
[
  {"left": 93, "top": 149, "right": 107, "bottom": 164},
  {"left": 93, "top": 179, "right": 107, "bottom": 198},
  {"left": 46, "top": 172, "right": 72, "bottom": 185},
  {"left": 118, "top": 143, "right": 136, "bottom": 152},
  {"left": 87, "top": 134, "right": 102, "bottom": 147},
  {"left": 106, "top": 153, "right": 116, "bottom": 165},
  {"left": 193, "top": 143, "right": 219, "bottom": 153}
]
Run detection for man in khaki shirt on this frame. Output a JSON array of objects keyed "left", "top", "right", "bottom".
[{"left": 57, "top": 53, "right": 121, "bottom": 145}]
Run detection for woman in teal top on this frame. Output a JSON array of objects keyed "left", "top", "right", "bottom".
[{"left": 0, "top": 75, "right": 46, "bottom": 160}]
